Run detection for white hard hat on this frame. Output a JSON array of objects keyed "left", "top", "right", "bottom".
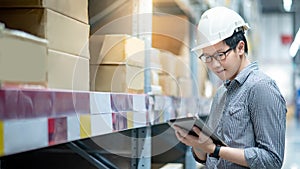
[{"left": 192, "top": 6, "right": 250, "bottom": 51}]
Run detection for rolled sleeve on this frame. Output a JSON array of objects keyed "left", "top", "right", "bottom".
[
  {"left": 244, "top": 147, "right": 282, "bottom": 169},
  {"left": 246, "top": 79, "right": 286, "bottom": 169}
]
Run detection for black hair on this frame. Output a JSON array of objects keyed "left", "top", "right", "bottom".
[{"left": 224, "top": 28, "right": 248, "bottom": 54}]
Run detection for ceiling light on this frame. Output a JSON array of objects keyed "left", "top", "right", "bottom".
[
  {"left": 289, "top": 28, "right": 300, "bottom": 57},
  {"left": 283, "top": 0, "right": 292, "bottom": 12}
]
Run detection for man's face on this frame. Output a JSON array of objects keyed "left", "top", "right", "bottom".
[{"left": 201, "top": 41, "right": 244, "bottom": 81}]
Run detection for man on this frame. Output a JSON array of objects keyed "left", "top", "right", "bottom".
[{"left": 173, "top": 6, "right": 287, "bottom": 168}]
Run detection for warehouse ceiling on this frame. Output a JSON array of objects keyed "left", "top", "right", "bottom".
[
  {"left": 153, "top": 0, "right": 204, "bottom": 22},
  {"left": 153, "top": 0, "right": 185, "bottom": 15},
  {"left": 258, "top": 0, "right": 300, "bottom": 36},
  {"left": 260, "top": 0, "right": 286, "bottom": 13},
  {"left": 88, "top": 0, "right": 300, "bottom": 34},
  {"left": 154, "top": 0, "right": 300, "bottom": 14},
  {"left": 259, "top": 0, "right": 300, "bottom": 13}
]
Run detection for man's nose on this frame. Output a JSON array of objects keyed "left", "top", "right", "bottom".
[{"left": 211, "top": 57, "right": 222, "bottom": 68}]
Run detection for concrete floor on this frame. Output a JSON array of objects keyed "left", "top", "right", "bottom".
[{"left": 282, "top": 115, "right": 300, "bottom": 169}]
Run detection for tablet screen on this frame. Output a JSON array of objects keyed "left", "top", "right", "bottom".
[{"left": 168, "top": 117, "right": 227, "bottom": 146}]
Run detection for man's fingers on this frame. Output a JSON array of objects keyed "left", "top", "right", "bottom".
[
  {"left": 173, "top": 125, "right": 189, "bottom": 137},
  {"left": 175, "top": 130, "right": 184, "bottom": 141},
  {"left": 192, "top": 126, "right": 201, "bottom": 135},
  {"left": 175, "top": 130, "right": 191, "bottom": 146}
]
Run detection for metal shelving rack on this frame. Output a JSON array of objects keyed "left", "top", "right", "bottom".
[
  {"left": 0, "top": 0, "right": 209, "bottom": 168},
  {"left": 0, "top": 89, "right": 203, "bottom": 168}
]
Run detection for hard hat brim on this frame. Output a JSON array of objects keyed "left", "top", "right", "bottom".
[{"left": 191, "top": 24, "right": 250, "bottom": 52}]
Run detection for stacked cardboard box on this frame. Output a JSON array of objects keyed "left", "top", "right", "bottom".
[
  {"left": 90, "top": 34, "right": 161, "bottom": 94},
  {"left": 158, "top": 50, "right": 178, "bottom": 96},
  {"left": 0, "top": 0, "right": 90, "bottom": 91},
  {"left": 151, "top": 13, "right": 197, "bottom": 97},
  {"left": 100, "top": 35, "right": 145, "bottom": 64},
  {"left": 175, "top": 56, "right": 193, "bottom": 98},
  {"left": 157, "top": 49, "right": 194, "bottom": 97},
  {"left": 197, "top": 60, "right": 210, "bottom": 97},
  {"left": 0, "top": 0, "right": 88, "bottom": 24},
  {"left": 0, "top": 24, "right": 47, "bottom": 87},
  {"left": 152, "top": 14, "right": 190, "bottom": 56}
]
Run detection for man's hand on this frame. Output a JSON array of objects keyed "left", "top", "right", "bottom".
[{"left": 173, "top": 125, "right": 216, "bottom": 154}]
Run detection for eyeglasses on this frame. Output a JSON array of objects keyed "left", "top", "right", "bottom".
[{"left": 199, "top": 48, "right": 232, "bottom": 63}]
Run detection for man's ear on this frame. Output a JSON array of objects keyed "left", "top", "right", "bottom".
[{"left": 237, "top": 41, "right": 245, "bottom": 55}]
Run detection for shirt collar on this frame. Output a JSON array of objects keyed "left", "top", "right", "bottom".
[{"left": 224, "top": 61, "right": 259, "bottom": 88}]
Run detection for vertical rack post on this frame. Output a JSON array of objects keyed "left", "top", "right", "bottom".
[
  {"left": 132, "top": 0, "right": 153, "bottom": 94},
  {"left": 189, "top": 19, "right": 199, "bottom": 97},
  {"left": 137, "top": 127, "right": 151, "bottom": 168},
  {"left": 131, "top": 127, "right": 151, "bottom": 169},
  {"left": 132, "top": 1, "right": 153, "bottom": 168}
]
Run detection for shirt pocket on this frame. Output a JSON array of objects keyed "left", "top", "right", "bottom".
[
  {"left": 223, "top": 103, "right": 251, "bottom": 141},
  {"left": 227, "top": 103, "right": 249, "bottom": 122}
]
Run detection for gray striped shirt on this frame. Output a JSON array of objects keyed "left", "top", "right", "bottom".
[{"left": 205, "top": 61, "right": 287, "bottom": 169}]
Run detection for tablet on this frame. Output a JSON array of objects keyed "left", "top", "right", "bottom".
[{"left": 168, "top": 117, "right": 227, "bottom": 146}]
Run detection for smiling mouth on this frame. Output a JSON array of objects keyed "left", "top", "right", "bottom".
[{"left": 216, "top": 69, "right": 225, "bottom": 74}]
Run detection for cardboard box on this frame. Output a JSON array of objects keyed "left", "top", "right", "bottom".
[
  {"left": 159, "top": 50, "right": 176, "bottom": 76},
  {"left": 0, "top": 8, "right": 90, "bottom": 58},
  {"left": 89, "top": 35, "right": 105, "bottom": 64},
  {"left": 0, "top": 0, "right": 88, "bottom": 24},
  {"left": 126, "top": 47, "right": 161, "bottom": 73},
  {"left": 90, "top": 64, "right": 127, "bottom": 93},
  {"left": 90, "top": 63, "right": 144, "bottom": 93},
  {"left": 90, "top": 47, "right": 162, "bottom": 93},
  {"left": 99, "top": 34, "right": 145, "bottom": 64},
  {"left": 89, "top": 0, "right": 134, "bottom": 35},
  {"left": 159, "top": 74, "right": 178, "bottom": 96},
  {"left": 152, "top": 15, "right": 190, "bottom": 55},
  {"left": 47, "top": 49, "right": 89, "bottom": 91},
  {"left": 175, "top": 56, "right": 191, "bottom": 78},
  {"left": 198, "top": 60, "right": 209, "bottom": 96},
  {"left": 90, "top": 64, "right": 162, "bottom": 93},
  {"left": 177, "top": 77, "right": 193, "bottom": 98},
  {"left": 0, "top": 24, "right": 47, "bottom": 83}
]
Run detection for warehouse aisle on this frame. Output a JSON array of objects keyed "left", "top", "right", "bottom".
[{"left": 283, "top": 112, "right": 300, "bottom": 169}]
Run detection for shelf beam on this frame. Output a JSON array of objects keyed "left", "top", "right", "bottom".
[{"left": 67, "top": 141, "right": 119, "bottom": 169}]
